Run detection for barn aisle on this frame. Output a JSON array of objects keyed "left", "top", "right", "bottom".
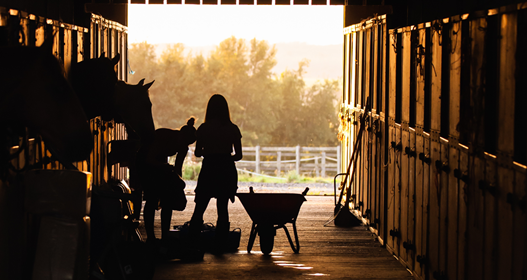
[{"left": 143, "top": 194, "right": 413, "bottom": 280}]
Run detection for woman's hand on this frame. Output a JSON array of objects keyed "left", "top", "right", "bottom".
[
  {"left": 194, "top": 139, "right": 204, "bottom": 157},
  {"left": 231, "top": 137, "right": 243, "bottom": 161}
]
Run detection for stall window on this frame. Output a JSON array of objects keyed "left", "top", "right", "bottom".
[
  {"left": 370, "top": 28, "right": 376, "bottom": 111},
  {"left": 424, "top": 28, "right": 432, "bottom": 133},
  {"left": 485, "top": 15, "right": 499, "bottom": 155},
  {"left": 440, "top": 23, "right": 450, "bottom": 138},
  {"left": 362, "top": 30, "right": 367, "bottom": 107},
  {"left": 514, "top": 10, "right": 527, "bottom": 164},
  {"left": 344, "top": 34, "right": 349, "bottom": 104},
  {"left": 409, "top": 30, "right": 417, "bottom": 128},
  {"left": 377, "top": 24, "right": 384, "bottom": 113},
  {"left": 355, "top": 32, "right": 361, "bottom": 107},
  {"left": 459, "top": 20, "right": 471, "bottom": 146},
  {"left": 395, "top": 32, "right": 403, "bottom": 124}
]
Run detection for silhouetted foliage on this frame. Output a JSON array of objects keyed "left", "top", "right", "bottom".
[{"left": 128, "top": 37, "right": 340, "bottom": 147}]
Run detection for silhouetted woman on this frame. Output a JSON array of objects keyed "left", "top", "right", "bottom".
[
  {"left": 141, "top": 117, "right": 197, "bottom": 241},
  {"left": 190, "top": 94, "right": 243, "bottom": 252}
]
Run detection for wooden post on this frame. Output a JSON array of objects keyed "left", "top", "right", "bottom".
[
  {"left": 496, "top": 12, "right": 517, "bottom": 280},
  {"left": 296, "top": 145, "right": 300, "bottom": 175},
  {"left": 446, "top": 20, "right": 462, "bottom": 280},
  {"left": 464, "top": 16, "right": 485, "bottom": 280},
  {"left": 428, "top": 19, "right": 443, "bottom": 280},
  {"left": 255, "top": 145, "right": 260, "bottom": 174},
  {"left": 277, "top": 151, "right": 282, "bottom": 176},
  {"left": 322, "top": 152, "right": 326, "bottom": 177},
  {"left": 387, "top": 29, "right": 397, "bottom": 253},
  {"left": 315, "top": 157, "right": 319, "bottom": 177},
  {"left": 400, "top": 28, "right": 411, "bottom": 264},
  {"left": 414, "top": 24, "right": 427, "bottom": 278}
]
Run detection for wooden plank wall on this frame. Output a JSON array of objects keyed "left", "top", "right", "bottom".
[
  {"left": 343, "top": 16, "right": 387, "bottom": 237},
  {"left": 0, "top": 8, "right": 128, "bottom": 277},
  {"left": 342, "top": 3, "right": 527, "bottom": 279}
]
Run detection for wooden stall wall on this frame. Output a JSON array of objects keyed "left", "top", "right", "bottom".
[
  {"left": 342, "top": 14, "right": 387, "bottom": 242},
  {"left": 342, "top": 3, "right": 527, "bottom": 280},
  {"left": 0, "top": 7, "right": 128, "bottom": 277}
]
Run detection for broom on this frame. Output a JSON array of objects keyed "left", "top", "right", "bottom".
[{"left": 333, "top": 96, "right": 371, "bottom": 227}]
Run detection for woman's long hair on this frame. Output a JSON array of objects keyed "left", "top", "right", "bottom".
[{"left": 204, "top": 94, "right": 232, "bottom": 124}]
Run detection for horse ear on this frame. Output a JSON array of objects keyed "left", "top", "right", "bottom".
[
  {"left": 137, "top": 79, "right": 145, "bottom": 86},
  {"left": 99, "top": 52, "right": 106, "bottom": 58},
  {"left": 40, "top": 39, "right": 54, "bottom": 54},
  {"left": 143, "top": 80, "right": 155, "bottom": 90},
  {"left": 111, "top": 53, "right": 121, "bottom": 65}
]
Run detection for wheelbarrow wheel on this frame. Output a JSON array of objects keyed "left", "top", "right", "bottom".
[{"left": 260, "top": 234, "right": 274, "bottom": 255}]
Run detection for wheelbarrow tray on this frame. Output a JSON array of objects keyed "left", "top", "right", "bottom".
[
  {"left": 236, "top": 193, "right": 307, "bottom": 254},
  {"left": 236, "top": 193, "right": 306, "bottom": 226}
]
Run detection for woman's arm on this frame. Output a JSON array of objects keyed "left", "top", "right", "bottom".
[
  {"left": 194, "top": 139, "right": 203, "bottom": 158},
  {"left": 174, "top": 148, "right": 188, "bottom": 177},
  {"left": 232, "top": 137, "right": 243, "bottom": 161}
]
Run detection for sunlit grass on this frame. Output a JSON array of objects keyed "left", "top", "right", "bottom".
[
  {"left": 180, "top": 159, "right": 334, "bottom": 184},
  {"left": 237, "top": 170, "right": 333, "bottom": 184}
]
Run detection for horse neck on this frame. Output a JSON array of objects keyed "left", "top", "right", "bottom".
[
  {"left": 0, "top": 49, "right": 41, "bottom": 120},
  {"left": 69, "top": 59, "right": 118, "bottom": 120}
]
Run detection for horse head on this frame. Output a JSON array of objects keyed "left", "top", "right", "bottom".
[
  {"left": 68, "top": 52, "right": 120, "bottom": 121},
  {"left": 0, "top": 40, "right": 92, "bottom": 163},
  {"left": 114, "top": 79, "right": 156, "bottom": 144}
]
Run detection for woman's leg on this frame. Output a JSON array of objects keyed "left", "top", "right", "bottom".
[
  {"left": 160, "top": 208, "right": 173, "bottom": 239},
  {"left": 191, "top": 196, "right": 211, "bottom": 222},
  {"left": 189, "top": 196, "right": 211, "bottom": 237},
  {"left": 143, "top": 198, "right": 157, "bottom": 240},
  {"left": 216, "top": 197, "right": 229, "bottom": 224},
  {"left": 214, "top": 197, "right": 230, "bottom": 253}
]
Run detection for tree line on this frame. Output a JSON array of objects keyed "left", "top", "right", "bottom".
[{"left": 128, "top": 36, "right": 340, "bottom": 147}]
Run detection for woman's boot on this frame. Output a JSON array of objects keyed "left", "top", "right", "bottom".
[
  {"left": 184, "top": 218, "right": 204, "bottom": 261},
  {"left": 189, "top": 218, "right": 203, "bottom": 240},
  {"left": 213, "top": 221, "right": 230, "bottom": 254}
]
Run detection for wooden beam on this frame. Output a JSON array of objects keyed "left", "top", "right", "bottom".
[
  {"left": 344, "top": 5, "right": 392, "bottom": 27},
  {"left": 496, "top": 12, "right": 517, "bottom": 280},
  {"left": 293, "top": 0, "right": 309, "bottom": 4},
  {"left": 256, "top": 0, "right": 272, "bottom": 5},
  {"left": 84, "top": 3, "right": 127, "bottom": 26}
]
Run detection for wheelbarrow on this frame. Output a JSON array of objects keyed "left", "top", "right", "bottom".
[{"left": 236, "top": 188, "right": 308, "bottom": 255}]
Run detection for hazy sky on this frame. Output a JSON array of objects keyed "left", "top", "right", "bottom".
[{"left": 128, "top": 4, "right": 343, "bottom": 46}]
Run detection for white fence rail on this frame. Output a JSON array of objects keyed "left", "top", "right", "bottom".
[{"left": 181, "top": 146, "right": 341, "bottom": 178}]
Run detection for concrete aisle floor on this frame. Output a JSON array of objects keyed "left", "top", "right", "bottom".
[{"left": 142, "top": 194, "right": 413, "bottom": 280}]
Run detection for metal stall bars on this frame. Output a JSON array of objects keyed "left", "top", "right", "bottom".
[
  {"left": 88, "top": 13, "right": 129, "bottom": 186},
  {"left": 0, "top": 9, "right": 93, "bottom": 171},
  {"left": 1, "top": 10, "right": 129, "bottom": 184}
]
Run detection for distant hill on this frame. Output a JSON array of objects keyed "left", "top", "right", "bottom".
[{"left": 153, "top": 42, "right": 342, "bottom": 82}]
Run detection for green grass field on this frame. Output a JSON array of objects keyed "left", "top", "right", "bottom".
[{"left": 181, "top": 163, "right": 333, "bottom": 184}]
